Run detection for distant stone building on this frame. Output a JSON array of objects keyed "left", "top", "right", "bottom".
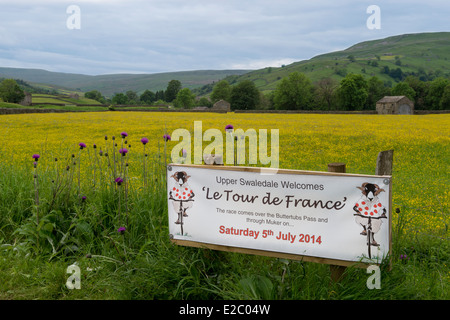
[
  {"left": 69, "top": 93, "right": 80, "bottom": 100},
  {"left": 19, "top": 92, "right": 32, "bottom": 106},
  {"left": 211, "top": 100, "right": 231, "bottom": 112},
  {"left": 376, "top": 96, "right": 414, "bottom": 115}
]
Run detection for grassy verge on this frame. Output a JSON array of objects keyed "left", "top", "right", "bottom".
[{"left": 0, "top": 156, "right": 448, "bottom": 300}]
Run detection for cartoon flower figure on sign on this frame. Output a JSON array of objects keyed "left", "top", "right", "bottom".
[
  {"left": 168, "top": 171, "right": 195, "bottom": 236},
  {"left": 353, "top": 183, "right": 387, "bottom": 258}
]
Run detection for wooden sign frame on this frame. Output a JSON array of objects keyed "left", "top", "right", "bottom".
[{"left": 167, "top": 163, "right": 392, "bottom": 268}]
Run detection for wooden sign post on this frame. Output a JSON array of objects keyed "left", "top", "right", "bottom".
[{"left": 327, "top": 163, "right": 348, "bottom": 282}]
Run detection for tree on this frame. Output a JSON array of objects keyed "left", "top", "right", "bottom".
[
  {"left": 111, "top": 93, "right": 128, "bottom": 105},
  {"left": 85, "top": 90, "right": 105, "bottom": 103},
  {"left": 0, "top": 79, "right": 25, "bottom": 103},
  {"left": 391, "top": 82, "right": 416, "bottom": 101},
  {"left": 404, "top": 76, "right": 427, "bottom": 110},
  {"left": 210, "top": 80, "right": 231, "bottom": 103},
  {"left": 197, "top": 96, "right": 212, "bottom": 108},
  {"left": 273, "top": 72, "right": 314, "bottom": 110},
  {"left": 439, "top": 84, "right": 450, "bottom": 110},
  {"left": 126, "top": 90, "right": 139, "bottom": 104},
  {"left": 314, "top": 77, "right": 338, "bottom": 110},
  {"left": 426, "top": 77, "right": 449, "bottom": 110},
  {"left": 174, "top": 88, "right": 196, "bottom": 109},
  {"left": 366, "top": 76, "right": 390, "bottom": 110},
  {"left": 165, "top": 80, "right": 182, "bottom": 102},
  {"left": 230, "top": 80, "right": 260, "bottom": 110},
  {"left": 259, "top": 92, "right": 273, "bottom": 110},
  {"left": 389, "top": 67, "right": 404, "bottom": 81},
  {"left": 140, "top": 90, "right": 156, "bottom": 105},
  {"left": 155, "top": 90, "right": 165, "bottom": 101},
  {"left": 337, "top": 74, "right": 368, "bottom": 111}
]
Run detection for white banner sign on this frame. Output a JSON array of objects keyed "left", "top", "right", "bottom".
[{"left": 167, "top": 165, "right": 391, "bottom": 265}]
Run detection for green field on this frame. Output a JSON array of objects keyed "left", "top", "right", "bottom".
[
  {"left": 30, "top": 94, "right": 102, "bottom": 105},
  {"left": 0, "top": 112, "right": 448, "bottom": 300}
]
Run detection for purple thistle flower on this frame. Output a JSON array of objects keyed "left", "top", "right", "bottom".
[
  {"left": 119, "top": 148, "right": 128, "bottom": 156},
  {"left": 121, "top": 132, "right": 128, "bottom": 138},
  {"left": 225, "top": 124, "right": 234, "bottom": 134},
  {"left": 118, "top": 227, "right": 126, "bottom": 234},
  {"left": 163, "top": 134, "right": 171, "bottom": 142},
  {"left": 81, "top": 196, "right": 87, "bottom": 202},
  {"left": 141, "top": 137, "right": 149, "bottom": 145},
  {"left": 32, "top": 154, "right": 40, "bottom": 161},
  {"left": 79, "top": 142, "right": 87, "bottom": 149},
  {"left": 115, "top": 177, "right": 124, "bottom": 185}
]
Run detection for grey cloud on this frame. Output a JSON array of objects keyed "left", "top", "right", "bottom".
[{"left": 0, "top": 0, "right": 448, "bottom": 74}]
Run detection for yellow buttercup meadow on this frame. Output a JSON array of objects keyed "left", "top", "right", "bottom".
[{"left": 0, "top": 112, "right": 448, "bottom": 234}]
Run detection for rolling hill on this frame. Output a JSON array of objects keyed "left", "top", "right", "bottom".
[
  {"left": 1, "top": 32, "right": 449, "bottom": 98},
  {"left": 0, "top": 68, "right": 250, "bottom": 97},
  {"left": 215, "top": 32, "right": 450, "bottom": 93}
]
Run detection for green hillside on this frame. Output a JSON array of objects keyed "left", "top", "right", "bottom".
[
  {"left": 0, "top": 68, "right": 250, "bottom": 97},
  {"left": 217, "top": 32, "right": 450, "bottom": 93}
]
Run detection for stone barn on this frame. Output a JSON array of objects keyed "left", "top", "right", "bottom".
[
  {"left": 211, "top": 100, "right": 231, "bottom": 112},
  {"left": 19, "top": 92, "right": 32, "bottom": 106},
  {"left": 376, "top": 96, "right": 414, "bottom": 115}
]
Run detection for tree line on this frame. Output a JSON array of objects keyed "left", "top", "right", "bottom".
[
  {"left": 208, "top": 72, "right": 450, "bottom": 111},
  {"left": 94, "top": 73, "right": 449, "bottom": 111},
  {"left": 2, "top": 72, "right": 449, "bottom": 111},
  {"left": 86, "top": 79, "right": 211, "bottom": 109}
]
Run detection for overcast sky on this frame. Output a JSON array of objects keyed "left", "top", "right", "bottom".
[{"left": 0, "top": 0, "right": 448, "bottom": 75}]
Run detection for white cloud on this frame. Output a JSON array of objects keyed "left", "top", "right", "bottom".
[{"left": 229, "top": 58, "right": 301, "bottom": 70}]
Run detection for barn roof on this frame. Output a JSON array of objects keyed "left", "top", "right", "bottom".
[{"left": 377, "top": 96, "right": 411, "bottom": 103}]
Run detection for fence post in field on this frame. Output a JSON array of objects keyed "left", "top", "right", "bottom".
[
  {"left": 376, "top": 150, "right": 394, "bottom": 175},
  {"left": 327, "top": 162, "right": 347, "bottom": 282},
  {"left": 376, "top": 150, "right": 394, "bottom": 271}
]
